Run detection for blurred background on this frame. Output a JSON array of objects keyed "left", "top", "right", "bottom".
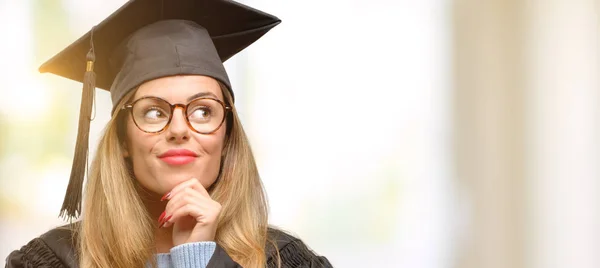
[{"left": 1, "top": 0, "right": 599, "bottom": 267}]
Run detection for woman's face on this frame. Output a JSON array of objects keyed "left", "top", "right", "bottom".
[{"left": 124, "top": 75, "right": 227, "bottom": 195}]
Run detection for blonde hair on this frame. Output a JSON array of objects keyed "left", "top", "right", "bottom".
[{"left": 77, "top": 84, "right": 275, "bottom": 267}]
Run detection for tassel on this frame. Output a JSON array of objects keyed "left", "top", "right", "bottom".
[{"left": 59, "top": 49, "right": 96, "bottom": 221}]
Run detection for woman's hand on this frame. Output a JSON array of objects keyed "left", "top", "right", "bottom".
[{"left": 158, "top": 178, "right": 222, "bottom": 246}]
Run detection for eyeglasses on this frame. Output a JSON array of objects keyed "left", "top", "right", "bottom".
[{"left": 122, "top": 96, "right": 231, "bottom": 134}]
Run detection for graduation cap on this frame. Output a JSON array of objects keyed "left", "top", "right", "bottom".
[{"left": 39, "top": 0, "right": 281, "bottom": 220}]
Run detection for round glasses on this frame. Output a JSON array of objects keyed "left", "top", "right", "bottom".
[{"left": 122, "top": 96, "right": 231, "bottom": 134}]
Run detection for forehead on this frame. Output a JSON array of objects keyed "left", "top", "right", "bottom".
[{"left": 134, "top": 75, "right": 224, "bottom": 101}]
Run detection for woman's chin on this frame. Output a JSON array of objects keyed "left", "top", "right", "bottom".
[
  {"left": 158, "top": 174, "right": 196, "bottom": 188},
  {"left": 136, "top": 172, "right": 215, "bottom": 194}
]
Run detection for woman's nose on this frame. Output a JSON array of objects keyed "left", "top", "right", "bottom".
[{"left": 166, "top": 107, "right": 190, "bottom": 142}]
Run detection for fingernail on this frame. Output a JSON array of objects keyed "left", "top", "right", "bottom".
[
  {"left": 158, "top": 211, "right": 165, "bottom": 223},
  {"left": 160, "top": 192, "right": 171, "bottom": 201},
  {"left": 159, "top": 215, "right": 173, "bottom": 228}
]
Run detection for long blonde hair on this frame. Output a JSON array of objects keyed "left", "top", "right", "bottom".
[{"left": 77, "top": 84, "right": 273, "bottom": 267}]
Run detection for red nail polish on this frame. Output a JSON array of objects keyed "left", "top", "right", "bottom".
[
  {"left": 160, "top": 192, "right": 171, "bottom": 201},
  {"left": 158, "top": 211, "right": 165, "bottom": 223},
  {"left": 159, "top": 215, "right": 173, "bottom": 228}
]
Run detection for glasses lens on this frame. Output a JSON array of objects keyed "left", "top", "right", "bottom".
[
  {"left": 187, "top": 98, "right": 225, "bottom": 133},
  {"left": 131, "top": 98, "right": 171, "bottom": 132}
]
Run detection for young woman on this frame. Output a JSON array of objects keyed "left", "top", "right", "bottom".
[{"left": 5, "top": 0, "right": 332, "bottom": 267}]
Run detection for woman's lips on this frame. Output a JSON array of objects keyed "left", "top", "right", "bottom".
[
  {"left": 158, "top": 149, "right": 197, "bottom": 165},
  {"left": 160, "top": 156, "right": 196, "bottom": 165}
]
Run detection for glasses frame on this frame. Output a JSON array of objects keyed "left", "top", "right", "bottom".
[{"left": 122, "top": 96, "right": 231, "bottom": 134}]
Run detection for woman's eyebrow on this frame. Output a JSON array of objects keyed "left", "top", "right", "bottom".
[{"left": 187, "top": 92, "right": 218, "bottom": 102}]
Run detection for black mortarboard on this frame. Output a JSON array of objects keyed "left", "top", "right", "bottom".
[{"left": 39, "top": 0, "right": 280, "bottom": 220}]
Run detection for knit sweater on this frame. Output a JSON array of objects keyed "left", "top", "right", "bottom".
[{"left": 148, "top": 242, "right": 216, "bottom": 268}]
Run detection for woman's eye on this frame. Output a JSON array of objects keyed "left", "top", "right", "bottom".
[
  {"left": 190, "top": 107, "right": 211, "bottom": 120},
  {"left": 144, "top": 108, "right": 167, "bottom": 120}
]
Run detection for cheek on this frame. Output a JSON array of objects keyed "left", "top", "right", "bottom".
[
  {"left": 193, "top": 129, "right": 227, "bottom": 182},
  {"left": 195, "top": 119, "right": 227, "bottom": 152},
  {"left": 197, "top": 134, "right": 225, "bottom": 154},
  {"left": 125, "top": 119, "right": 166, "bottom": 192},
  {"left": 126, "top": 119, "right": 142, "bottom": 154},
  {"left": 125, "top": 119, "right": 157, "bottom": 169}
]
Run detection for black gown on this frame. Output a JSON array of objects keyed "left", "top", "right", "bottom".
[{"left": 5, "top": 224, "right": 332, "bottom": 268}]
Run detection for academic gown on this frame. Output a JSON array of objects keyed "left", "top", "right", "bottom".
[{"left": 4, "top": 223, "right": 332, "bottom": 268}]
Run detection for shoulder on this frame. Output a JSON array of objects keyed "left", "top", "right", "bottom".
[
  {"left": 265, "top": 227, "right": 333, "bottom": 268},
  {"left": 5, "top": 223, "right": 79, "bottom": 268}
]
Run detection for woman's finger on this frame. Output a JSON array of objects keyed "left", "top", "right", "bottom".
[
  {"left": 161, "top": 178, "right": 196, "bottom": 200},
  {"left": 161, "top": 200, "right": 221, "bottom": 228},
  {"left": 163, "top": 187, "right": 205, "bottom": 218},
  {"left": 161, "top": 177, "right": 209, "bottom": 200}
]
